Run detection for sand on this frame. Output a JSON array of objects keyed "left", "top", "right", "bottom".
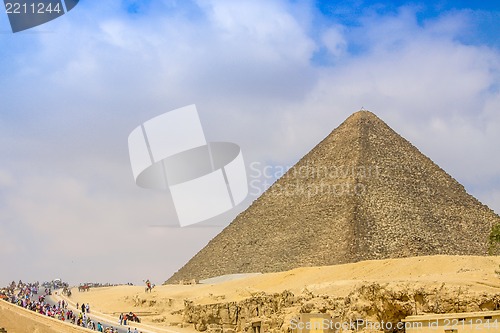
[
  {"left": 3, "top": 255, "right": 500, "bottom": 332},
  {"left": 65, "top": 256, "right": 500, "bottom": 327}
]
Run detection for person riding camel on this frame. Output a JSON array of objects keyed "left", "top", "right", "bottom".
[{"left": 145, "top": 279, "right": 152, "bottom": 292}]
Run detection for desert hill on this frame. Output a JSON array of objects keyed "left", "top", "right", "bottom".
[
  {"left": 7, "top": 256, "right": 497, "bottom": 333},
  {"left": 65, "top": 255, "right": 500, "bottom": 333}
]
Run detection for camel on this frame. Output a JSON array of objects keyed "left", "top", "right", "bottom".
[
  {"left": 124, "top": 312, "right": 140, "bottom": 323},
  {"left": 144, "top": 280, "right": 154, "bottom": 293},
  {"left": 78, "top": 285, "right": 90, "bottom": 292}
]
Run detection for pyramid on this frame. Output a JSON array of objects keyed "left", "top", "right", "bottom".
[{"left": 166, "top": 111, "right": 500, "bottom": 283}]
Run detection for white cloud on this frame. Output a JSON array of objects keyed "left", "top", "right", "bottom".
[{"left": 321, "top": 25, "right": 347, "bottom": 57}]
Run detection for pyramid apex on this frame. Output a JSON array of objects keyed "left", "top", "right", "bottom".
[
  {"left": 340, "top": 109, "right": 383, "bottom": 128},
  {"left": 351, "top": 108, "right": 379, "bottom": 118}
]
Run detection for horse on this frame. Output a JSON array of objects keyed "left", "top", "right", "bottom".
[{"left": 62, "top": 287, "right": 72, "bottom": 297}]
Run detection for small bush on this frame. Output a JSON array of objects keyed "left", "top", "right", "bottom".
[{"left": 489, "top": 223, "right": 500, "bottom": 255}]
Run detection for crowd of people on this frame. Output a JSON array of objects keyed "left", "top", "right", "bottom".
[{"left": 1, "top": 280, "right": 142, "bottom": 333}]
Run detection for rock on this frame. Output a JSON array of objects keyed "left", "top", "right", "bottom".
[{"left": 180, "top": 282, "right": 500, "bottom": 333}]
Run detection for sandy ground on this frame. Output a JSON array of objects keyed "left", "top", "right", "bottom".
[
  {"left": 3, "top": 255, "right": 500, "bottom": 332},
  {"left": 0, "top": 299, "right": 92, "bottom": 333},
  {"left": 66, "top": 256, "right": 500, "bottom": 327}
]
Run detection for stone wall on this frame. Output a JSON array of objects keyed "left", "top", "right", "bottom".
[{"left": 181, "top": 284, "right": 500, "bottom": 333}]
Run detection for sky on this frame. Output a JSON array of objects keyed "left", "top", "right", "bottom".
[{"left": 0, "top": 0, "right": 499, "bottom": 287}]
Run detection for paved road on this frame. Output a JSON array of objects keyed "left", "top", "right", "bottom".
[
  {"left": 50, "top": 289, "right": 180, "bottom": 333},
  {"left": 5, "top": 286, "right": 168, "bottom": 333}
]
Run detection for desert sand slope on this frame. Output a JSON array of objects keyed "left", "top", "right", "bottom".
[
  {"left": 5, "top": 256, "right": 500, "bottom": 333},
  {"left": 67, "top": 255, "right": 500, "bottom": 328},
  {"left": 0, "top": 299, "right": 91, "bottom": 333}
]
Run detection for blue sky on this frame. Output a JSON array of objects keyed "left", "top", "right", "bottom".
[{"left": 0, "top": 0, "right": 499, "bottom": 286}]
